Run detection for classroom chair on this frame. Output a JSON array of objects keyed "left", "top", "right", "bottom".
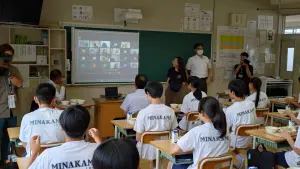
[
  {"left": 37, "top": 142, "right": 64, "bottom": 155},
  {"left": 256, "top": 108, "right": 269, "bottom": 126},
  {"left": 197, "top": 155, "right": 234, "bottom": 169},
  {"left": 186, "top": 112, "right": 200, "bottom": 131},
  {"left": 229, "top": 124, "right": 260, "bottom": 169},
  {"left": 140, "top": 131, "right": 170, "bottom": 158}
]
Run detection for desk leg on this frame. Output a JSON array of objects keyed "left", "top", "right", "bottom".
[
  {"left": 156, "top": 148, "right": 160, "bottom": 169},
  {"left": 114, "top": 126, "right": 118, "bottom": 138},
  {"left": 271, "top": 117, "right": 274, "bottom": 126},
  {"left": 252, "top": 136, "right": 256, "bottom": 149},
  {"left": 272, "top": 103, "right": 274, "bottom": 112}
]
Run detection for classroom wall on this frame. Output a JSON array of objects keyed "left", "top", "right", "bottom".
[{"left": 16, "top": 0, "right": 280, "bottom": 123}]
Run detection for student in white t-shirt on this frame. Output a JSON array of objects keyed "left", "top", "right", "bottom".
[
  {"left": 134, "top": 81, "right": 178, "bottom": 163},
  {"left": 20, "top": 83, "right": 65, "bottom": 157},
  {"left": 286, "top": 76, "right": 300, "bottom": 108},
  {"left": 246, "top": 77, "right": 270, "bottom": 124},
  {"left": 169, "top": 97, "right": 229, "bottom": 169},
  {"left": 92, "top": 138, "right": 139, "bottom": 169},
  {"left": 225, "top": 79, "right": 256, "bottom": 169},
  {"left": 26, "top": 105, "right": 102, "bottom": 169},
  {"left": 179, "top": 76, "right": 207, "bottom": 131},
  {"left": 246, "top": 77, "right": 270, "bottom": 109},
  {"left": 120, "top": 74, "right": 149, "bottom": 116},
  {"left": 275, "top": 110, "right": 300, "bottom": 168}
]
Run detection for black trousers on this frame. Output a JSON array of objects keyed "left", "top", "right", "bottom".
[{"left": 200, "top": 77, "right": 208, "bottom": 94}]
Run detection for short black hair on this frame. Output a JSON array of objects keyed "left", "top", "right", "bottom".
[
  {"left": 228, "top": 79, "right": 245, "bottom": 98},
  {"left": 59, "top": 105, "right": 90, "bottom": 139},
  {"left": 240, "top": 52, "right": 249, "bottom": 58},
  {"left": 35, "top": 83, "right": 56, "bottom": 104},
  {"left": 145, "top": 81, "right": 163, "bottom": 98},
  {"left": 135, "top": 74, "right": 148, "bottom": 89},
  {"left": 50, "top": 69, "right": 62, "bottom": 81},
  {"left": 0, "top": 44, "right": 14, "bottom": 54},
  {"left": 92, "top": 139, "right": 139, "bottom": 169},
  {"left": 194, "top": 43, "right": 204, "bottom": 50}
]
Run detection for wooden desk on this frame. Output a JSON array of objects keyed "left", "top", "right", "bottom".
[
  {"left": 17, "top": 157, "right": 29, "bottom": 169},
  {"left": 220, "top": 102, "right": 233, "bottom": 107},
  {"left": 264, "top": 112, "right": 290, "bottom": 126},
  {"left": 54, "top": 104, "right": 95, "bottom": 110},
  {"left": 7, "top": 127, "right": 20, "bottom": 140},
  {"left": 246, "top": 129, "right": 296, "bottom": 149},
  {"left": 111, "top": 120, "right": 135, "bottom": 138},
  {"left": 270, "top": 99, "right": 288, "bottom": 112},
  {"left": 93, "top": 98, "right": 124, "bottom": 138},
  {"left": 150, "top": 140, "right": 193, "bottom": 169}
]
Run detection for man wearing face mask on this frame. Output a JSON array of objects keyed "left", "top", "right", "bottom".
[
  {"left": 186, "top": 43, "right": 211, "bottom": 94},
  {"left": 0, "top": 44, "right": 23, "bottom": 167},
  {"left": 234, "top": 52, "right": 253, "bottom": 95}
]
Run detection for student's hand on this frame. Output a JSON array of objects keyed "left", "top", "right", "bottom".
[
  {"left": 284, "top": 110, "right": 294, "bottom": 117},
  {"left": 285, "top": 98, "right": 293, "bottom": 104},
  {"left": 280, "top": 131, "right": 291, "bottom": 139},
  {"left": 60, "top": 80, "right": 65, "bottom": 87},
  {"left": 89, "top": 128, "right": 102, "bottom": 143},
  {"left": 30, "top": 135, "right": 40, "bottom": 156}
]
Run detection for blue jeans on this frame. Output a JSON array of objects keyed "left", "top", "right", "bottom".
[
  {"left": 0, "top": 115, "right": 17, "bottom": 164},
  {"left": 275, "top": 151, "right": 289, "bottom": 168}
]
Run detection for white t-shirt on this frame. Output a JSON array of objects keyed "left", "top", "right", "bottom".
[
  {"left": 246, "top": 92, "right": 269, "bottom": 109},
  {"left": 177, "top": 122, "right": 229, "bottom": 169},
  {"left": 186, "top": 55, "right": 212, "bottom": 78},
  {"left": 134, "top": 104, "right": 178, "bottom": 160},
  {"left": 225, "top": 100, "right": 256, "bottom": 148},
  {"left": 298, "top": 93, "right": 300, "bottom": 103},
  {"left": 285, "top": 113, "right": 300, "bottom": 167},
  {"left": 179, "top": 91, "right": 207, "bottom": 131},
  {"left": 28, "top": 140, "right": 99, "bottom": 169},
  {"left": 48, "top": 80, "right": 65, "bottom": 101},
  {"left": 20, "top": 108, "right": 65, "bottom": 156},
  {"left": 120, "top": 89, "right": 149, "bottom": 114}
]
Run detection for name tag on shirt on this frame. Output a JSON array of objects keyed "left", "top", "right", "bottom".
[
  {"left": 238, "top": 74, "right": 243, "bottom": 78},
  {"left": 8, "top": 95, "right": 16, "bottom": 109}
]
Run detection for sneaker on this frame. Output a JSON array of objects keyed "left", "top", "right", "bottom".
[{"left": 236, "top": 154, "right": 245, "bottom": 169}]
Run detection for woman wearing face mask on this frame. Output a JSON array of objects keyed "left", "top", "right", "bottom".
[
  {"left": 186, "top": 43, "right": 212, "bottom": 94},
  {"left": 165, "top": 57, "right": 188, "bottom": 106}
]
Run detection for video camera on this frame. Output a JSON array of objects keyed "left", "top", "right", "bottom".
[{"left": 0, "top": 51, "right": 13, "bottom": 76}]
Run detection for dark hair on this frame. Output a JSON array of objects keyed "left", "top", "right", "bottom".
[
  {"left": 92, "top": 139, "right": 139, "bottom": 169},
  {"left": 135, "top": 74, "right": 148, "bottom": 89},
  {"left": 194, "top": 43, "right": 204, "bottom": 50},
  {"left": 145, "top": 81, "right": 163, "bottom": 98},
  {"left": 228, "top": 79, "right": 245, "bottom": 98},
  {"left": 175, "top": 57, "right": 185, "bottom": 73},
  {"left": 187, "top": 76, "right": 204, "bottom": 100},
  {"left": 199, "top": 97, "right": 227, "bottom": 138},
  {"left": 35, "top": 83, "right": 56, "bottom": 105},
  {"left": 240, "top": 52, "right": 249, "bottom": 58},
  {"left": 250, "top": 77, "right": 262, "bottom": 108},
  {"left": 50, "top": 69, "right": 62, "bottom": 81},
  {"left": 0, "top": 44, "right": 14, "bottom": 54},
  {"left": 298, "top": 76, "right": 300, "bottom": 83},
  {"left": 59, "top": 105, "right": 90, "bottom": 138}
]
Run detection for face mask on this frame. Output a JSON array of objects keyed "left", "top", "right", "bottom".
[{"left": 197, "top": 50, "right": 204, "bottom": 56}]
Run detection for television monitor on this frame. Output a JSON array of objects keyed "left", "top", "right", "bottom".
[{"left": 0, "top": 0, "right": 44, "bottom": 25}]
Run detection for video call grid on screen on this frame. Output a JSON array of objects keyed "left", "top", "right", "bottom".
[{"left": 73, "top": 29, "right": 139, "bottom": 83}]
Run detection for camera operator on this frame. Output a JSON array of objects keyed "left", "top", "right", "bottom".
[
  {"left": 234, "top": 52, "right": 253, "bottom": 96},
  {"left": 0, "top": 44, "right": 23, "bottom": 167}
]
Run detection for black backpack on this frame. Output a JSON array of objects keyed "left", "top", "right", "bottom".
[{"left": 247, "top": 143, "right": 276, "bottom": 169}]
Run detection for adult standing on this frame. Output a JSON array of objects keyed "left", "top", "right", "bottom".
[
  {"left": 0, "top": 44, "right": 23, "bottom": 166},
  {"left": 234, "top": 52, "right": 253, "bottom": 96},
  {"left": 165, "top": 57, "right": 188, "bottom": 106},
  {"left": 186, "top": 43, "right": 212, "bottom": 94}
]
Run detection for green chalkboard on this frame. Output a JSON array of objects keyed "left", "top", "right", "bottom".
[{"left": 65, "top": 27, "right": 211, "bottom": 83}]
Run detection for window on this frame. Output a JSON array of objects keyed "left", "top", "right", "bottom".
[
  {"left": 287, "top": 48, "right": 294, "bottom": 72},
  {"left": 285, "top": 29, "right": 293, "bottom": 34},
  {"left": 295, "top": 29, "right": 300, "bottom": 34}
]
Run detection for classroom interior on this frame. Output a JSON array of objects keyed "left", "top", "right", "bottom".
[{"left": 2, "top": 0, "right": 300, "bottom": 168}]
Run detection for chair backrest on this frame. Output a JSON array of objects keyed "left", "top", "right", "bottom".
[
  {"left": 132, "top": 111, "right": 139, "bottom": 118},
  {"left": 234, "top": 124, "right": 260, "bottom": 136},
  {"left": 141, "top": 131, "right": 170, "bottom": 144},
  {"left": 39, "top": 142, "right": 64, "bottom": 153},
  {"left": 187, "top": 112, "right": 199, "bottom": 121},
  {"left": 198, "top": 155, "right": 233, "bottom": 169},
  {"left": 256, "top": 108, "right": 269, "bottom": 118}
]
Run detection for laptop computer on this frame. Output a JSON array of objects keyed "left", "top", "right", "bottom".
[{"left": 105, "top": 87, "right": 120, "bottom": 99}]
